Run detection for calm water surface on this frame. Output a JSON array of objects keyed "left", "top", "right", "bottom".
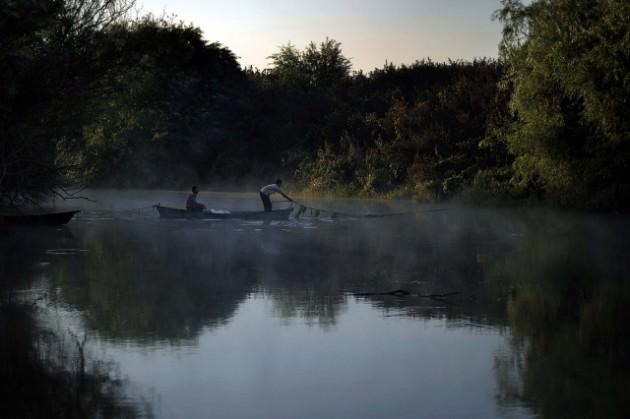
[{"left": 2, "top": 190, "right": 629, "bottom": 418}]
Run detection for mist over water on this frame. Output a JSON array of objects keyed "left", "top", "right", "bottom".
[{"left": 2, "top": 190, "right": 630, "bottom": 418}]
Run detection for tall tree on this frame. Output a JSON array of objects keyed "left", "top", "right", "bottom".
[
  {"left": 0, "top": 0, "right": 134, "bottom": 206},
  {"left": 268, "top": 38, "right": 352, "bottom": 89},
  {"left": 79, "top": 16, "right": 242, "bottom": 187},
  {"left": 495, "top": 0, "right": 630, "bottom": 208}
]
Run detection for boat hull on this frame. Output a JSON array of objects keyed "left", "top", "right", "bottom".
[
  {"left": 0, "top": 210, "right": 79, "bottom": 226},
  {"left": 154, "top": 205, "right": 292, "bottom": 221}
]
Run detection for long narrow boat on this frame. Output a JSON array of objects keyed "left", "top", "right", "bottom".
[
  {"left": 0, "top": 210, "right": 80, "bottom": 226},
  {"left": 154, "top": 205, "right": 293, "bottom": 221}
]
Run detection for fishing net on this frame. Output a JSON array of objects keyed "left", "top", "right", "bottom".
[{"left": 291, "top": 203, "right": 412, "bottom": 219}]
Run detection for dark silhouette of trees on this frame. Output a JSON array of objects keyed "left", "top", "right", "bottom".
[
  {"left": 2, "top": 0, "right": 629, "bottom": 209},
  {"left": 0, "top": 0, "right": 135, "bottom": 206},
  {"left": 77, "top": 16, "right": 242, "bottom": 187}
]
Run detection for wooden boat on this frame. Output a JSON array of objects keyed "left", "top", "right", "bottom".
[
  {"left": 0, "top": 210, "right": 80, "bottom": 226},
  {"left": 154, "top": 205, "right": 293, "bottom": 221}
]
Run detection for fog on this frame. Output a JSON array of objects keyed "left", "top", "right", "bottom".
[{"left": 2, "top": 190, "right": 629, "bottom": 418}]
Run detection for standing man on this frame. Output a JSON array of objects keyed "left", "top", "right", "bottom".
[
  {"left": 260, "top": 179, "right": 293, "bottom": 212},
  {"left": 186, "top": 186, "right": 207, "bottom": 212}
]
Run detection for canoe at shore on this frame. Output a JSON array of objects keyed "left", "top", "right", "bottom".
[
  {"left": 154, "top": 205, "right": 293, "bottom": 220},
  {"left": 0, "top": 210, "right": 79, "bottom": 226}
]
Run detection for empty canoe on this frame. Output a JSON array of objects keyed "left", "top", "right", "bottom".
[{"left": 0, "top": 210, "right": 80, "bottom": 226}]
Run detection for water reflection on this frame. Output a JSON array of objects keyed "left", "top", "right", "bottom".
[
  {"left": 2, "top": 203, "right": 630, "bottom": 418},
  {"left": 0, "top": 228, "right": 151, "bottom": 418},
  {"left": 493, "top": 214, "right": 630, "bottom": 419},
  {"left": 44, "top": 222, "right": 263, "bottom": 344}
]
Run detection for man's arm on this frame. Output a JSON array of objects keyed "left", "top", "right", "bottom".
[
  {"left": 280, "top": 191, "right": 293, "bottom": 202},
  {"left": 195, "top": 195, "right": 207, "bottom": 210}
]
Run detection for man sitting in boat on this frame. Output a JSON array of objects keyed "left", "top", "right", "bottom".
[
  {"left": 186, "top": 186, "right": 207, "bottom": 212},
  {"left": 260, "top": 179, "right": 293, "bottom": 212}
]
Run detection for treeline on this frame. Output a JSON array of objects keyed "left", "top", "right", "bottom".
[{"left": 1, "top": 0, "right": 629, "bottom": 209}]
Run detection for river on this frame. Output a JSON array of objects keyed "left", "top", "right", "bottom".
[{"left": 1, "top": 190, "right": 629, "bottom": 418}]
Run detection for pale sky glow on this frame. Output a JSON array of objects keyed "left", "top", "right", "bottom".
[{"left": 138, "top": 0, "right": 504, "bottom": 71}]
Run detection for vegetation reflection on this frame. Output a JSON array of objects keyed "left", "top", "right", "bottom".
[
  {"left": 494, "top": 215, "right": 630, "bottom": 418},
  {"left": 0, "top": 228, "right": 151, "bottom": 419},
  {"left": 46, "top": 223, "right": 259, "bottom": 343}
]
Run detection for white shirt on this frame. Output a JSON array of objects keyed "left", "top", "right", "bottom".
[{"left": 260, "top": 184, "right": 281, "bottom": 196}]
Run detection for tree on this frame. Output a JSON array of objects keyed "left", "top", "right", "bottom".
[
  {"left": 268, "top": 38, "right": 352, "bottom": 89},
  {"left": 54, "top": 0, "right": 135, "bottom": 47},
  {"left": 0, "top": 0, "right": 135, "bottom": 206},
  {"left": 79, "top": 16, "right": 242, "bottom": 187},
  {"left": 495, "top": 0, "right": 630, "bottom": 208}
]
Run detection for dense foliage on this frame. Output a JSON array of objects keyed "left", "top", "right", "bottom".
[
  {"left": 0, "top": 0, "right": 135, "bottom": 205},
  {"left": 1, "top": 0, "right": 628, "bottom": 209},
  {"left": 495, "top": 0, "right": 630, "bottom": 208}
]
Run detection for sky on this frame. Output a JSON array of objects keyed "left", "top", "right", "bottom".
[{"left": 138, "top": 0, "right": 504, "bottom": 72}]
